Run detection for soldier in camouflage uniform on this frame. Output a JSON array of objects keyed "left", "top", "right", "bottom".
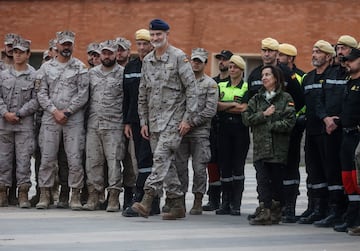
[
  {"left": 0, "top": 33, "right": 20, "bottom": 71},
  {"left": 0, "top": 38, "right": 39, "bottom": 208},
  {"left": 36, "top": 31, "right": 89, "bottom": 210},
  {"left": 242, "top": 65, "right": 296, "bottom": 225},
  {"left": 82, "top": 40, "right": 125, "bottom": 212},
  {"left": 175, "top": 48, "right": 218, "bottom": 215},
  {"left": 132, "top": 19, "right": 198, "bottom": 220}
]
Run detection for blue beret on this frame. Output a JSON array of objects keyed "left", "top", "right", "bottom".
[{"left": 149, "top": 19, "right": 170, "bottom": 31}]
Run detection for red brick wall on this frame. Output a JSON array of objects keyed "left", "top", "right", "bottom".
[{"left": 0, "top": 0, "right": 358, "bottom": 73}]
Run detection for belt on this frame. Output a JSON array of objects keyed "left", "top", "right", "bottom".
[
  {"left": 343, "top": 126, "right": 360, "bottom": 133},
  {"left": 220, "top": 116, "right": 242, "bottom": 123}
]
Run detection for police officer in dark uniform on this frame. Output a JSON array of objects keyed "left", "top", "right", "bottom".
[
  {"left": 122, "top": 29, "right": 160, "bottom": 217},
  {"left": 216, "top": 55, "right": 249, "bottom": 216},
  {"left": 332, "top": 47, "right": 360, "bottom": 233},
  {"left": 203, "top": 49, "right": 233, "bottom": 212}
]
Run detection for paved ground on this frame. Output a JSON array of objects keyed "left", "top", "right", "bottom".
[{"left": 0, "top": 164, "right": 359, "bottom": 251}]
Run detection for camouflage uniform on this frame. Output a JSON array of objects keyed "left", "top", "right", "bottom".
[
  {"left": 175, "top": 74, "right": 218, "bottom": 194},
  {"left": 86, "top": 63, "right": 125, "bottom": 192},
  {"left": 242, "top": 87, "right": 296, "bottom": 210},
  {"left": 37, "top": 57, "right": 89, "bottom": 189},
  {"left": 138, "top": 45, "right": 198, "bottom": 198},
  {"left": 0, "top": 66, "right": 38, "bottom": 187}
]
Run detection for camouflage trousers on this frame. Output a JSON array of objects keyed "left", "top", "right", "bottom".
[
  {"left": 0, "top": 130, "right": 34, "bottom": 187},
  {"left": 122, "top": 137, "right": 137, "bottom": 188},
  {"left": 145, "top": 130, "right": 183, "bottom": 198},
  {"left": 86, "top": 128, "right": 125, "bottom": 192},
  {"left": 175, "top": 136, "right": 211, "bottom": 194},
  {"left": 38, "top": 123, "right": 85, "bottom": 188}
]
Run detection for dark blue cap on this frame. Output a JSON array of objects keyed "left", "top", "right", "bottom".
[{"left": 149, "top": 19, "right": 170, "bottom": 31}]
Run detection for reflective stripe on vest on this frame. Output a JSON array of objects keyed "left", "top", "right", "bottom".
[{"left": 218, "top": 81, "right": 248, "bottom": 102}]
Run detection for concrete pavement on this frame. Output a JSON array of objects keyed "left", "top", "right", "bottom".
[{"left": 0, "top": 164, "right": 359, "bottom": 251}]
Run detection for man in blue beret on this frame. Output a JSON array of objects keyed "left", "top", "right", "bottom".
[{"left": 132, "top": 18, "right": 198, "bottom": 220}]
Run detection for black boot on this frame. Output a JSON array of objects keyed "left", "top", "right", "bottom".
[
  {"left": 298, "top": 198, "right": 327, "bottom": 224},
  {"left": 230, "top": 180, "right": 243, "bottom": 216},
  {"left": 296, "top": 189, "right": 313, "bottom": 219},
  {"left": 123, "top": 186, "right": 134, "bottom": 211},
  {"left": 314, "top": 204, "right": 344, "bottom": 227},
  {"left": 216, "top": 183, "right": 231, "bottom": 215},
  {"left": 203, "top": 185, "right": 221, "bottom": 211},
  {"left": 282, "top": 186, "right": 298, "bottom": 223},
  {"left": 333, "top": 201, "right": 360, "bottom": 232},
  {"left": 122, "top": 187, "right": 144, "bottom": 217}
]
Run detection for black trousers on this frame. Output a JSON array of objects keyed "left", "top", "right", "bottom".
[{"left": 254, "top": 160, "right": 284, "bottom": 209}]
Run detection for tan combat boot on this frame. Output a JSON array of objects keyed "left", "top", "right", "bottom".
[
  {"left": 36, "top": 187, "right": 50, "bottom": 209},
  {"left": 0, "top": 185, "right": 8, "bottom": 207},
  {"left": 106, "top": 189, "right": 120, "bottom": 212},
  {"left": 190, "top": 193, "right": 203, "bottom": 215},
  {"left": 249, "top": 207, "right": 272, "bottom": 225},
  {"left": 57, "top": 185, "right": 70, "bottom": 208},
  {"left": 70, "top": 188, "right": 82, "bottom": 211},
  {"left": 162, "top": 197, "right": 172, "bottom": 213},
  {"left": 131, "top": 190, "right": 155, "bottom": 218},
  {"left": 162, "top": 196, "right": 186, "bottom": 220},
  {"left": 271, "top": 200, "right": 282, "bottom": 224},
  {"left": 82, "top": 185, "right": 99, "bottom": 211},
  {"left": 18, "top": 184, "right": 31, "bottom": 208}
]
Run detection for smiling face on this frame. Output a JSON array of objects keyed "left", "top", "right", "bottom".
[
  {"left": 149, "top": 30, "right": 168, "bottom": 49},
  {"left": 261, "top": 67, "right": 277, "bottom": 91}
]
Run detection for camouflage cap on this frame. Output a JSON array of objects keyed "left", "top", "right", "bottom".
[
  {"left": 191, "top": 48, "right": 208, "bottom": 63},
  {"left": 87, "top": 42, "right": 100, "bottom": 54},
  {"left": 12, "top": 38, "right": 31, "bottom": 51},
  {"left": 4, "top": 33, "right": 21, "bottom": 45},
  {"left": 99, "top": 40, "right": 118, "bottom": 53},
  {"left": 48, "top": 38, "right": 57, "bottom": 49},
  {"left": 56, "top": 30, "right": 75, "bottom": 44},
  {"left": 115, "top": 37, "right": 131, "bottom": 50}
]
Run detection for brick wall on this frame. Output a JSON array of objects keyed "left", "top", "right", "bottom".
[{"left": 0, "top": 0, "right": 358, "bottom": 73}]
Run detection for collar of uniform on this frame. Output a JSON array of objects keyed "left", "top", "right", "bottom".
[
  {"left": 148, "top": 46, "right": 171, "bottom": 63},
  {"left": 226, "top": 79, "right": 244, "bottom": 88},
  {"left": 52, "top": 57, "right": 75, "bottom": 67},
  {"left": 9, "top": 65, "right": 32, "bottom": 76}
]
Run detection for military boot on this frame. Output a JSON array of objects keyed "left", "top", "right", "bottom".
[
  {"left": 36, "top": 187, "right": 50, "bottom": 209},
  {"left": 216, "top": 183, "right": 232, "bottom": 215},
  {"left": 162, "top": 196, "right": 186, "bottom": 220},
  {"left": 296, "top": 191, "right": 314, "bottom": 219},
  {"left": 150, "top": 195, "right": 161, "bottom": 215},
  {"left": 298, "top": 198, "right": 327, "bottom": 224},
  {"left": 0, "top": 185, "right": 8, "bottom": 207},
  {"left": 230, "top": 180, "right": 244, "bottom": 216},
  {"left": 18, "top": 184, "right": 31, "bottom": 208},
  {"left": 8, "top": 183, "right": 18, "bottom": 206},
  {"left": 131, "top": 189, "right": 155, "bottom": 218},
  {"left": 248, "top": 202, "right": 264, "bottom": 220},
  {"left": 249, "top": 207, "right": 272, "bottom": 225},
  {"left": 70, "top": 188, "right": 82, "bottom": 211},
  {"left": 271, "top": 200, "right": 282, "bottom": 224},
  {"left": 82, "top": 185, "right": 100, "bottom": 211},
  {"left": 106, "top": 189, "right": 120, "bottom": 212},
  {"left": 57, "top": 185, "right": 70, "bottom": 208},
  {"left": 123, "top": 186, "right": 134, "bottom": 211},
  {"left": 314, "top": 204, "right": 343, "bottom": 227},
  {"left": 162, "top": 197, "right": 172, "bottom": 213},
  {"left": 333, "top": 201, "right": 360, "bottom": 232},
  {"left": 202, "top": 185, "right": 221, "bottom": 211},
  {"left": 282, "top": 201, "right": 297, "bottom": 223},
  {"left": 122, "top": 187, "right": 144, "bottom": 217},
  {"left": 190, "top": 193, "right": 203, "bottom": 215}
]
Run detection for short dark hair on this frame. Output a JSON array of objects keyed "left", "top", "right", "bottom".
[{"left": 261, "top": 65, "right": 284, "bottom": 90}]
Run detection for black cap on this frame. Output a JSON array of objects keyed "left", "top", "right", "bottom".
[
  {"left": 215, "top": 50, "right": 233, "bottom": 60},
  {"left": 149, "top": 19, "right": 170, "bottom": 31},
  {"left": 342, "top": 48, "right": 360, "bottom": 61}
]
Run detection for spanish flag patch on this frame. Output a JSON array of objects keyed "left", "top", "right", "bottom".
[{"left": 288, "top": 102, "right": 295, "bottom": 106}]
